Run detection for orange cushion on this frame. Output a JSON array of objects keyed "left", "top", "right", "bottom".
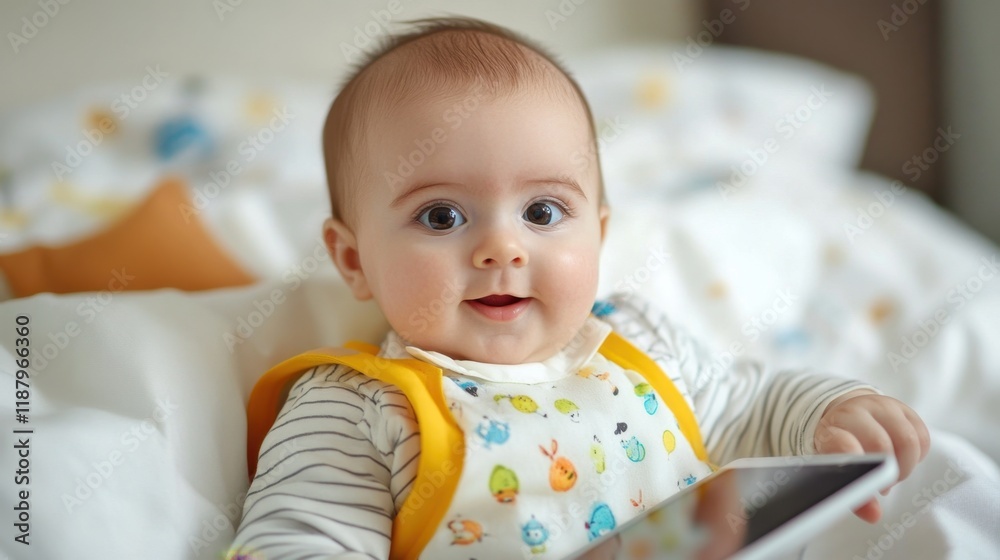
[{"left": 0, "top": 178, "right": 255, "bottom": 297}]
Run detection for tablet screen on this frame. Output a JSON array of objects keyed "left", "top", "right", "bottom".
[{"left": 568, "top": 458, "right": 882, "bottom": 560}]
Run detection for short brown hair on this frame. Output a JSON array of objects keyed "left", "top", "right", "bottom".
[{"left": 322, "top": 16, "right": 603, "bottom": 225}]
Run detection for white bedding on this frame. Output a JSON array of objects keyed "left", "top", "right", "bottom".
[{"left": 1, "top": 45, "right": 998, "bottom": 559}]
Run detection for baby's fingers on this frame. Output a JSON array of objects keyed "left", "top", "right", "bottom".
[
  {"left": 814, "top": 419, "right": 888, "bottom": 525},
  {"left": 871, "top": 404, "right": 931, "bottom": 485},
  {"left": 814, "top": 423, "right": 866, "bottom": 455},
  {"left": 815, "top": 410, "right": 894, "bottom": 479},
  {"left": 904, "top": 405, "right": 932, "bottom": 462},
  {"left": 852, "top": 497, "right": 883, "bottom": 524},
  {"left": 833, "top": 413, "right": 899, "bottom": 494},
  {"left": 815, "top": 405, "right": 890, "bottom": 455}
]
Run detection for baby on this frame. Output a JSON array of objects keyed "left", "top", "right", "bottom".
[{"left": 230, "top": 17, "right": 929, "bottom": 560}]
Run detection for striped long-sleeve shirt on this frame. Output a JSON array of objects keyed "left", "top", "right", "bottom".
[{"left": 229, "top": 292, "right": 875, "bottom": 559}]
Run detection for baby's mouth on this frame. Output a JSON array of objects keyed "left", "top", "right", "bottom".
[
  {"left": 475, "top": 294, "right": 524, "bottom": 307},
  {"left": 465, "top": 294, "right": 531, "bottom": 321}
]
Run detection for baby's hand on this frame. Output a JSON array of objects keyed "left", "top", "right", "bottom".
[{"left": 813, "top": 389, "right": 931, "bottom": 524}]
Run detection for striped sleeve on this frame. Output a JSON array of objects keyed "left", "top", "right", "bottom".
[
  {"left": 602, "top": 293, "right": 879, "bottom": 465},
  {"left": 229, "top": 363, "right": 421, "bottom": 560}
]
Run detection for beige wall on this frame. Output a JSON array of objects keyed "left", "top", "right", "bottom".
[{"left": 1, "top": 0, "right": 697, "bottom": 110}]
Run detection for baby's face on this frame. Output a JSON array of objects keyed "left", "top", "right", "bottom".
[{"left": 334, "top": 85, "right": 607, "bottom": 364}]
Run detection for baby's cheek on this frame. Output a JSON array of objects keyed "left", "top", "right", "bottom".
[
  {"left": 552, "top": 243, "right": 600, "bottom": 291},
  {"left": 542, "top": 244, "right": 600, "bottom": 313},
  {"left": 378, "top": 254, "right": 455, "bottom": 336}
]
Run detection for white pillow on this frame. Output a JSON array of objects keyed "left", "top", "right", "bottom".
[
  {"left": 565, "top": 44, "right": 876, "bottom": 197},
  {"left": 0, "top": 277, "right": 387, "bottom": 560}
]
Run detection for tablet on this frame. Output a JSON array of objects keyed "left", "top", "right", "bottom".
[{"left": 566, "top": 453, "right": 898, "bottom": 560}]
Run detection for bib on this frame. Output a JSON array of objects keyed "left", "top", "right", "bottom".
[{"left": 246, "top": 332, "right": 713, "bottom": 559}]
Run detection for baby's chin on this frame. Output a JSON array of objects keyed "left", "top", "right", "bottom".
[
  {"left": 392, "top": 302, "right": 595, "bottom": 364},
  {"left": 413, "top": 333, "right": 569, "bottom": 365}
]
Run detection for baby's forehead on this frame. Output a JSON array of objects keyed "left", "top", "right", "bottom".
[
  {"left": 375, "top": 27, "right": 553, "bottom": 77},
  {"left": 359, "top": 29, "right": 583, "bottom": 114}
]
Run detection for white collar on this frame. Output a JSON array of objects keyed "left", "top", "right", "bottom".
[{"left": 379, "top": 316, "right": 612, "bottom": 385}]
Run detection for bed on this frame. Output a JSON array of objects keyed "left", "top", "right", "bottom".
[{"left": 1, "top": 45, "right": 997, "bottom": 559}]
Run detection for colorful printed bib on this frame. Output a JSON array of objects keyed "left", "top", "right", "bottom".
[
  {"left": 420, "top": 351, "right": 714, "bottom": 559},
  {"left": 245, "top": 331, "right": 714, "bottom": 560}
]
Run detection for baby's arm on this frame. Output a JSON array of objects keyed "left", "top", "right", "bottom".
[
  {"left": 229, "top": 365, "right": 413, "bottom": 560},
  {"left": 603, "top": 293, "right": 930, "bottom": 523},
  {"left": 679, "top": 343, "right": 874, "bottom": 464},
  {"left": 602, "top": 293, "right": 876, "bottom": 464}
]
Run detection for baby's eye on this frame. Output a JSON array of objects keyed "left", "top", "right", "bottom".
[
  {"left": 418, "top": 205, "right": 466, "bottom": 231},
  {"left": 523, "top": 201, "right": 565, "bottom": 226}
]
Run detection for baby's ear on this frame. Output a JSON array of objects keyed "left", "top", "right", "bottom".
[{"left": 323, "top": 218, "right": 372, "bottom": 300}]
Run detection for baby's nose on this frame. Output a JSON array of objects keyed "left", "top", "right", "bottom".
[{"left": 472, "top": 227, "right": 528, "bottom": 269}]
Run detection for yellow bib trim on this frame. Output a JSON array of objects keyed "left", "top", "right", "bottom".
[
  {"left": 597, "top": 331, "right": 710, "bottom": 464},
  {"left": 245, "top": 330, "right": 710, "bottom": 559},
  {"left": 245, "top": 345, "right": 463, "bottom": 560}
]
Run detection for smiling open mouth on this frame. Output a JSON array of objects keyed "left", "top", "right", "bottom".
[
  {"left": 476, "top": 294, "right": 523, "bottom": 306},
  {"left": 466, "top": 294, "right": 531, "bottom": 321}
]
